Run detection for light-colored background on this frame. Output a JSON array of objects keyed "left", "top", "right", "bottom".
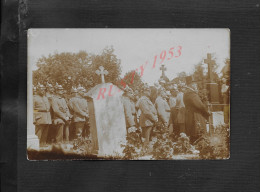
[{"left": 28, "top": 29, "right": 230, "bottom": 85}]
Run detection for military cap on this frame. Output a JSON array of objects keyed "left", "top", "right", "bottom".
[
  {"left": 36, "top": 83, "right": 46, "bottom": 90},
  {"left": 158, "top": 87, "right": 166, "bottom": 94},
  {"left": 77, "top": 86, "right": 86, "bottom": 92},
  {"left": 55, "top": 82, "right": 64, "bottom": 90},
  {"left": 166, "top": 91, "right": 171, "bottom": 96},
  {"left": 154, "top": 82, "right": 160, "bottom": 89},
  {"left": 46, "top": 82, "right": 53, "bottom": 88},
  {"left": 71, "top": 86, "right": 78, "bottom": 93},
  {"left": 158, "top": 78, "right": 166, "bottom": 84},
  {"left": 142, "top": 84, "right": 150, "bottom": 92}
]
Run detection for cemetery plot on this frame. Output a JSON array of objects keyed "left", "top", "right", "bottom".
[{"left": 27, "top": 29, "right": 230, "bottom": 160}]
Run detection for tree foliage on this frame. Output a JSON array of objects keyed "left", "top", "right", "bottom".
[
  {"left": 33, "top": 47, "right": 122, "bottom": 92},
  {"left": 120, "top": 70, "right": 145, "bottom": 91}
]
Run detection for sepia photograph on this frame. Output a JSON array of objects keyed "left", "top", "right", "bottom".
[{"left": 27, "top": 29, "right": 230, "bottom": 160}]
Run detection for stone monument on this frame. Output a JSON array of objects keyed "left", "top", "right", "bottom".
[
  {"left": 204, "top": 53, "right": 221, "bottom": 111},
  {"left": 86, "top": 66, "right": 127, "bottom": 157}
]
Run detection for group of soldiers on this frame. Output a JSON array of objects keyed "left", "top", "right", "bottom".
[
  {"left": 122, "top": 75, "right": 211, "bottom": 149},
  {"left": 33, "top": 83, "right": 89, "bottom": 147},
  {"left": 33, "top": 75, "right": 211, "bottom": 150}
]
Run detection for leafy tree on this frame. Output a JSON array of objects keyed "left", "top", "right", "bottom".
[
  {"left": 90, "top": 46, "right": 122, "bottom": 86},
  {"left": 33, "top": 47, "right": 122, "bottom": 92},
  {"left": 170, "top": 71, "right": 187, "bottom": 84},
  {"left": 193, "top": 62, "right": 208, "bottom": 102},
  {"left": 120, "top": 70, "right": 144, "bottom": 92},
  {"left": 192, "top": 55, "right": 222, "bottom": 103}
]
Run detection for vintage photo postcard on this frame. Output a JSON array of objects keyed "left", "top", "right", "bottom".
[{"left": 27, "top": 29, "right": 230, "bottom": 160}]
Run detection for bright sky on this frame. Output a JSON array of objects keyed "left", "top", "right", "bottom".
[{"left": 28, "top": 29, "right": 230, "bottom": 85}]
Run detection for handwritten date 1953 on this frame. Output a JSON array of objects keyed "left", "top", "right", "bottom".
[{"left": 153, "top": 46, "right": 182, "bottom": 68}]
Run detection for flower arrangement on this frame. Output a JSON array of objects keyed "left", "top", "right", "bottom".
[{"left": 122, "top": 127, "right": 142, "bottom": 159}]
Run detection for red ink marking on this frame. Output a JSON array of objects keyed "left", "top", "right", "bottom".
[
  {"left": 152, "top": 55, "right": 157, "bottom": 68},
  {"left": 140, "top": 61, "right": 148, "bottom": 77},
  {"left": 167, "top": 47, "right": 174, "bottom": 60},
  {"left": 175, "top": 46, "right": 182, "bottom": 57},
  {"left": 108, "top": 85, "right": 116, "bottom": 96},
  {"left": 130, "top": 70, "right": 136, "bottom": 84},
  {"left": 97, "top": 88, "right": 106, "bottom": 100},
  {"left": 120, "top": 78, "right": 127, "bottom": 88},
  {"left": 95, "top": 45, "right": 183, "bottom": 100},
  {"left": 160, "top": 50, "right": 166, "bottom": 63}
]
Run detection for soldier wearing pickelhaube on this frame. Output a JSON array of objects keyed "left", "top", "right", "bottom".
[
  {"left": 155, "top": 87, "right": 171, "bottom": 131},
  {"left": 51, "top": 83, "right": 72, "bottom": 143},
  {"left": 122, "top": 86, "right": 137, "bottom": 133},
  {"left": 45, "top": 82, "right": 55, "bottom": 144},
  {"left": 136, "top": 85, "right": 158, "bottom": 149},
  {"left": 68, "top": 86, "right": 89, "bottom": 139},
  {"left": 46, "top": 82, "right": 55, "bottom": 100},
  {"left": 33, "top": 83, "right": 52, "bottom": 147}
]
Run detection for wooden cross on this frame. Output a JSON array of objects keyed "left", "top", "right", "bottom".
[
  {"left": 95, "top": 66, "right": 109, "bottom": 83},
  {"left": 160, "top": 65, "right": 167, "bottom": 77},
  {"left": 204, "top": 53, "right": 215, "bottom": 82}
]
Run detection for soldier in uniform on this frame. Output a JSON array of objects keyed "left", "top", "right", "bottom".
[
  {"left": 183, "top": 76, "right": 210, "bottom": 143},
  {"left": 169, "top": 84, "right": 186, "bottom": 139},
  {"left": 46, "top": 82, "right": 55, "bottom": 99},
  {"left": 51, "top": 83, "right": 72, "bottom": 143},
  {"left": 137, "top": 85, "right": 158, "bottom": 148},
  {"left": 45, "top": 82, "right": 55, "bottom": 144},
  {"left": 33, "top": 83, "right": 52, "bottom": 147},
  {"left": 68, "top": 87, "right": 78, "bottom": 140},
  {"left": 155, "top": 88, "right": 171, "bottom": 131},
  {"left": 168, "top": 84, "right": 178, "bottom": 110},
  {"left": 122, "top": 86, "right": 137, "bottom": 133},
  {"left": 69, "top": 86, "right": 89, "bottom": 139}
]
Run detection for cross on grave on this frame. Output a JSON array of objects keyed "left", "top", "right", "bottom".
[
  {"left": 160, "top": 64, "right": 167, "bottom": 78},
  {"left": 204, "top": 53, "right": 215, "bottom": 82},
  {"left": 96, "top": 66, "right": 109, "bottom": 83},
  {"left": 203, "top": 53, "right": 221, "bottom": 112}
]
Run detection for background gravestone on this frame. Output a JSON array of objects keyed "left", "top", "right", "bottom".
[{"left": 204, "top": 53, "right": 221, "bottom": 111}]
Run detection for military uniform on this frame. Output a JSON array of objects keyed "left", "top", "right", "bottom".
[
  {"left": 137, "top": 95, "right": 158, "bottom": 147},
  {"left": 155, "top": 96, "right": 171, "bottom": 127},
  {"left": 33, "top": 94, "right": 52, "bottom": 146},
  {"left": 168, "top": 96, "right": 176, "bottom": 109},
  {"left": 122, "top": 96, "right": 136, "bottom": 129},
  {"left": 45, "top": 92, "right": 55, "bottom": 144},
  {"left": 169, "top": 91, "right": 186, "bottom": 136},
  {"left": 183, "top": 87, "right": 210, "bottom": 143},
  {"left": 51, "top": 95, "right": 72, "bottom": 142},
  {"left": 69, "top": 96, "right": 88, "bottom": 139}
]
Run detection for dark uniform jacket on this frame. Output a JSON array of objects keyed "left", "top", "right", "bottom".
[
  {"left": 51, "top": 95, "right": 71, "bottom": 124},
  {"left": 122, "top": 96, "right": 136, "bottom": 128},
  {"left": 137, "top": 96, "right": 158, "bottom": 127},
  {"left": 155, "top": 96, "right": 171, "bottom": 125},
  {"left": 175, "top": 92, "right": 185, "bottom": 124},
  {"left": 33, "top": 95, "right": 52, "bottom": 125},
  {"left": 69, "top": 96, "right": 88, "bottom": 122},
  {"left": 183, "top": 88, "right": 210, "bottom": 138}
]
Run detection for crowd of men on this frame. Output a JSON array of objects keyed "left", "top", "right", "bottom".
[
  {"left": 33, "top": 83, "right": 89, "bottom": 147},
  {"left": 33, "top": 75, "right": 213, "bottom": 150},
  {"left": 122, "top": 75, "right": 211, "bottom": 149}
]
